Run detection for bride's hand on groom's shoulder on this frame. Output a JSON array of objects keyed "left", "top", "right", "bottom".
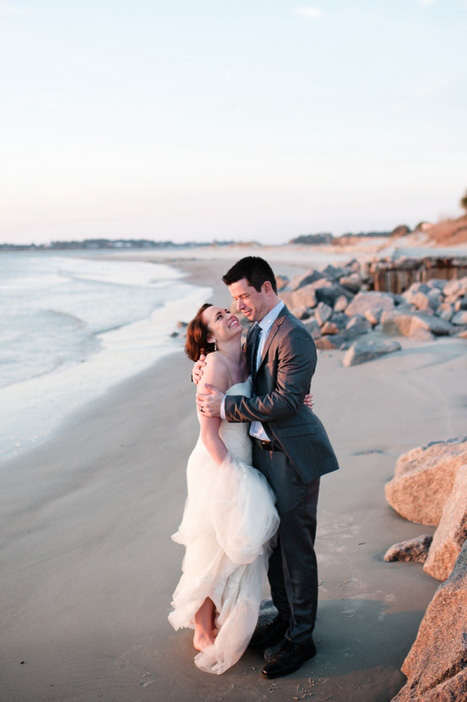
[{"left": 192, "top": 353, "right": 207, "bottom": 384}]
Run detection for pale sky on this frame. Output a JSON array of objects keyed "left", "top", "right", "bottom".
[{"left": 1, "top": 0, "right": 466, "bottom": 245}]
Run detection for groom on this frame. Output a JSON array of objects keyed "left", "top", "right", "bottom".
[{"left": 196, "top": 256, "right": 339, "bottom": 678}]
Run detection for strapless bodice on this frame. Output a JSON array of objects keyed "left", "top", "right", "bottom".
[{"left": 218, "top": 378, "right": 252, "bottom": 464}]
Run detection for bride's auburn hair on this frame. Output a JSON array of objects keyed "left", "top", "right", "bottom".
[{"left": 185, "top": 303, "right": 217, "bottom": 361}]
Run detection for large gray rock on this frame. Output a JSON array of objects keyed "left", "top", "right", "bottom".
[
  {"left": 424, "top": 465, "right": 467, "bottom": 581},
  {"left": 384, "top": 535, "right": 433, "bottom": 563},
  {"left": 315, "top": 301, "right": 333, "bottom": 326},
  {"left": 385, "top": 438, "right": 467, "bottom": 526},
  {"left": 412, "top": 289, "right": 442, "bottom": 312},
  {"left": 320, "top": 263, "right": 347, "bottom": 280},
  {"left": 275, "top": 274, "right": 289, "bottom": 291},
  {"left": 443, "top": 277, "right": 467, "bottom": 298},
  {"left": 290, "top": 269, "right": 324, "bottom": 290},
  {"left": 382, "top": 310, "right": 453, "bottom": 340},
  {"left": 303, "top": 317, "right": 321, "bottom": 339},
  {"left": 391, "top": 541, "right": 467, "bottom": 702},
  {"left": 345, "top": 314, "right": 372, "bottom": 337},
  {"left": 402, "top": 282, "right": 431, "bottom": 306},
  {"left": 436, "top": 302, "right": 454, "bottom": 322},
  {"left": 455, "top": 295, "right": 467, "bottom": 311},
  {"left": 321, "top": 321, "right": 340, "bottom": 335},
  {"left": 315, "top": 284, "right": 354, "bottom": 308},
  {"left": 452, "top": 310, "right": 467, "bottom": 325},
  {"left": 290, "top": 304, "right": 312, "bottom": 320},
  {"left": 280, "top": 284, "right": 317, "bottom": 310},
  {"left": 334, "top": 294, "right": 349, "bottom": 312},
  {"left": 345, "top": 291, "right": 395, "bottom": 325},
  {"left": 342, "top": 336, "right": 401, "bottom": 367},
  {"left": 339, "top": 272, "right": 362, "bottom": 294},
  {"left": 315, "top": 332, "right": 350, "bottom": 350}
]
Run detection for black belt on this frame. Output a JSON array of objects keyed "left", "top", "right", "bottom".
[{"left": 254, "top": 438, "right": 282, "bottom": 452}]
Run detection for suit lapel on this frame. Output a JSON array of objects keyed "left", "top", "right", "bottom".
[{"left": 257, "top": 307, "right": 288, "bottom": 371}]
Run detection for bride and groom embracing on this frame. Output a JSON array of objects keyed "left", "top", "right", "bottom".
[{"left": 169, "top": 256, "right": 339, "bottom": 678}]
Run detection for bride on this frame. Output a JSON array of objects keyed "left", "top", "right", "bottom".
[{"left": 168, "top": 303, "right": 310, "bottom": 675}]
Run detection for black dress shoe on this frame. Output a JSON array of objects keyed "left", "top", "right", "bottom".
[
  {"left": 261, "top": 639, "right": 317, "bottom": 679},
  {"left": 249, "top": 615, "right": 289, "bottom": 649}
]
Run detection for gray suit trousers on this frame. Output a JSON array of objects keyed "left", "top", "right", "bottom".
[{"left": 253, "top": 441, "right": 320, "bottom": 647}]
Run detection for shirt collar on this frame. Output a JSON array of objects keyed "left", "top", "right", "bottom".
[{"left": 258, "top": 300, "right": 284, "bottom": 333}]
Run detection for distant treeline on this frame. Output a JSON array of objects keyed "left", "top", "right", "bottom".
[
  {"left": 0, "top": 238, "right": 236, "bottom": 252},
  {"left": 289, "top": 231, "right": 390, "bottom": 245}
]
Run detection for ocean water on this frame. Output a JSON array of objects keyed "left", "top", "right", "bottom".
[{"left": 0, "top": 252, "right": 211, "bottom": 461}]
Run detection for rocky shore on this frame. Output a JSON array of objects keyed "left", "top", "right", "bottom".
[
  {"left": 277, "top": 262, "right": 467, "bottom": 366},
  {"left": 383, "top": 437, "right": 467, "bottom": 700}
]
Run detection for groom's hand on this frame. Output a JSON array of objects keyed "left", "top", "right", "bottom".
[{"left": 196, "top": 383, "right": 224, "bottom": 417}]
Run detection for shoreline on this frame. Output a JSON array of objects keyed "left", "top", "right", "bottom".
[{"left": 2, "top": 254, "right": 467, "bottom": 701}]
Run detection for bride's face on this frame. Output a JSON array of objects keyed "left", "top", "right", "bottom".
[{"left": 202, "top": 306, "right": 242, "bottom": 344}]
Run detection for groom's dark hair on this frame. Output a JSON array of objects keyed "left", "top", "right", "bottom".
[{"left": 222, "top": 256, "right": 277, "bottom": 293}]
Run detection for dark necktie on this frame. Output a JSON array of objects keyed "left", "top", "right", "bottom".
[{"left": 250, "top": 323, "right": 262, "bottom": 379}]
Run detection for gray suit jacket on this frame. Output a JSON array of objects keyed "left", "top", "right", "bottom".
[{"left": 224, "top": 305, "right": 339, "bottom": 483}]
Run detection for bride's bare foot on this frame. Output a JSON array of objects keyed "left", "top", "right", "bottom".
[
  {"left": 193, "top": 630, "right": 216, "bottom": 651},
  {"left": 193, "top": 597, "right": 217, "bottom": 651}
]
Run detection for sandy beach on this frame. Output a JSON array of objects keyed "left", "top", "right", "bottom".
[{"left": 1, "top": 252, "right": 466, "bottom": 702}]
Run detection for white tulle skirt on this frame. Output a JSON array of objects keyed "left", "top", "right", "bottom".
[{"left": 169, "top": 442, "right": 279, "bottom": 675}]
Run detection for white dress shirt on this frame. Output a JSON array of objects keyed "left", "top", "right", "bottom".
[{"left": 220, "top": 300, "right": 284, "bottom": 442}]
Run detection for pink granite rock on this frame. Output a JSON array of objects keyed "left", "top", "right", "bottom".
[
  {"left": 384, "top": 535, "right": 433, "bottom": 563},
  {"left": 391, "top": 540, "right": 467, "bottom": 701},
  {"left": 345, "top": 291, "right": 395, "bottom": 325},
  {"left": 385, "top": 438, "right": 467, "bottom": 526},
  {"left": 280, "top": 283, "right": 317, "bottom": 310},
  {"left": 423, "top": 465, "right": 467, "bottom": 580}
]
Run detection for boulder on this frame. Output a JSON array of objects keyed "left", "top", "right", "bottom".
[
  {"left": 339, "top": 273, "right": 362, "bottom": 294},
  {"left": 412, "top": 291, "right": 432, "bottom": 311},
  {"left": 424, "top": 465, "right": 467, "bottom": 581},
  {"left": 412, "top": 289, "right": 442, "bottom": 312},
  {"left": 384, "top": 535, "right": 433, "bottom": 563},
  {"left": 436, "top": 302, "right": 454, "bottom": 322},
  {"left": 385, "top": 438, "right": 467, "bottom": 526},
  {"left": 427, "top": 278, "right": 448, "bottom": 292},
  {"left": 334, "top": 295, "right": 349, "bottom": 312},
  {"left": 303, "top": 318, "right": 321, "bottom": 339},
  {"left": 280, "top": 284, "right": 317, "bottom": 310},
  {"left": 402, "top": 283, "right": 431, "bottom": 306},
  {"left": 342, "top": 337, "right": 401, "bottom": 367},
  {"left": 320, "top": 263, "right": 347, "bottom": 280},
  {"left": 382, "top": 311, "right": 453, "bottom": 340},
  {"left": 331, "top": 312, "right": 350, "bottom": 329},
  {"left": 275, "top": 274, "right": 289, "bottom": 291},
  {"left": 315, "top": 334, "right": 348, "bottom": 350},
  {"left": 444, "top": 277, "right": 467, "bottom": 298},
  {"left": 321, "top": 321, "right": 340, "bottom": 335},
  {"left": 391, "top": 541, "right": 467, "bottom": 701},
  {"left": 315, "top": 301, "right": 333, "bottom": 326},
  {"left": 290, "top": 269, "right": 324, "bottom": 290},
  {"left": 455, "top": 296, "right": 467, "bottom": 311},
  {"left": 290, "top": 305, "right": 312, "bottom": 320},
  {"left": 452, "top": 310, "right": 467, "bottom": 326},
  {"left": 345, "top": 314, "right": 372, "bottom": 337},
  {"left": 315, "top": 282, "right": 354, "bottom": 307},
  {"left": 345, "top": 292, "right": 395, "bottom": 325}
]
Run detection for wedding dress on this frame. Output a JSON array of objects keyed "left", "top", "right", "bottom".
[{"left": 168, "top": 378, "right": 280, "bottom": 674}]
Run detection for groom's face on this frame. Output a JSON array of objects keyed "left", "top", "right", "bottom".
[{"left": 228, "top": 278, "right": 270, "bottom": 323}]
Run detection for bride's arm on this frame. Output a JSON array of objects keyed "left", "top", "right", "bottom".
[{"left": 197, "top": 354, "right": 231, "bottom": 466}]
